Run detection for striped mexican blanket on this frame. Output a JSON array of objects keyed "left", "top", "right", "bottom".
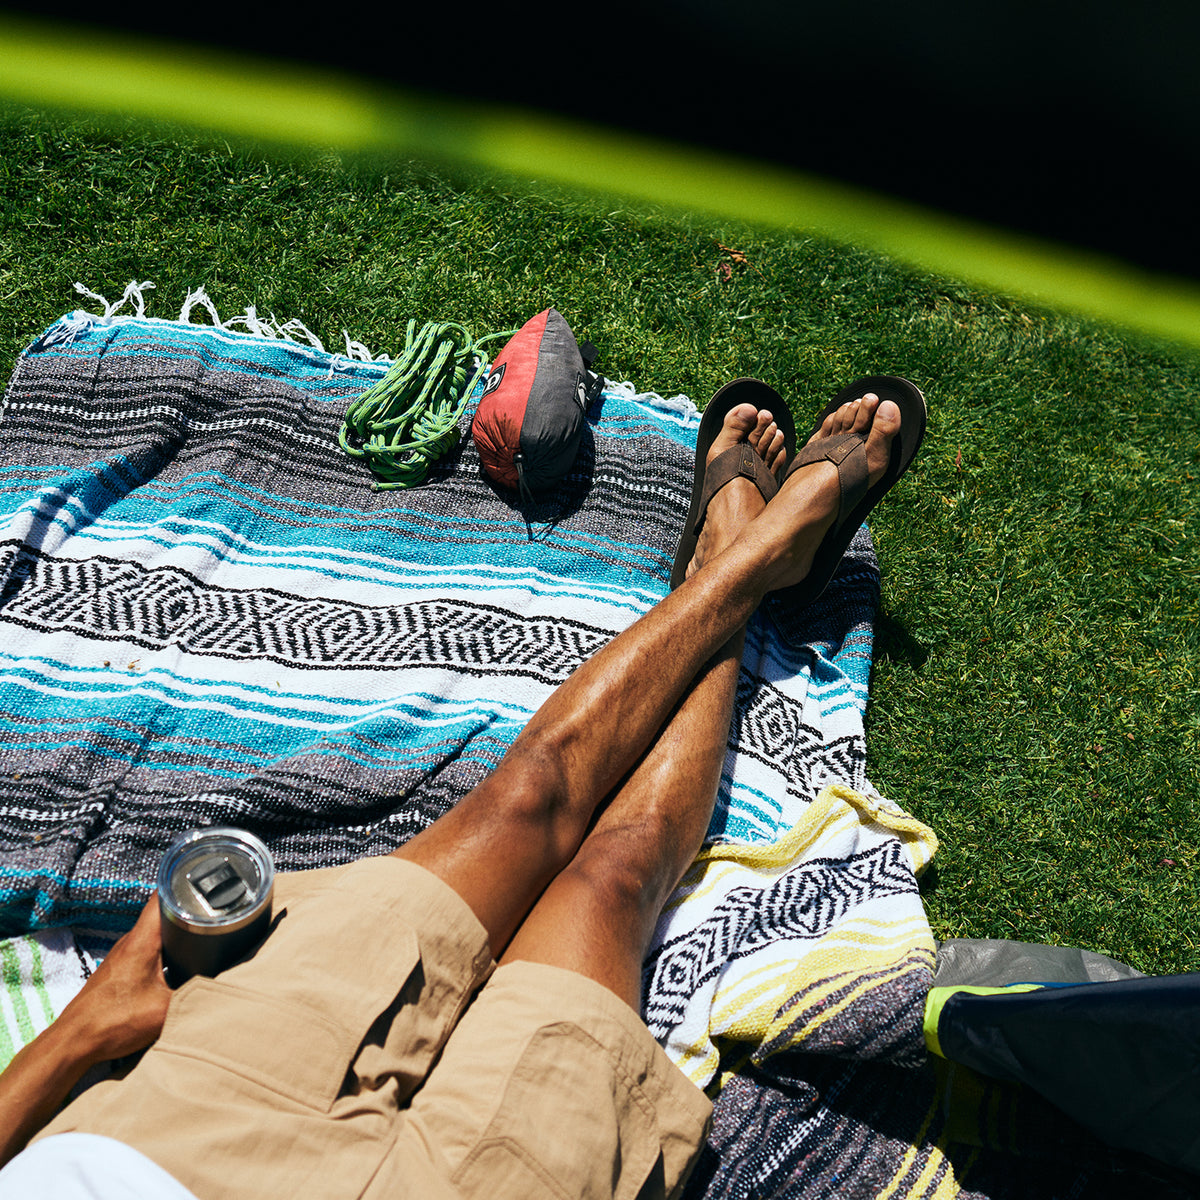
[{"left": 0, "top": 290, "right": 936, "bottom": 1118}]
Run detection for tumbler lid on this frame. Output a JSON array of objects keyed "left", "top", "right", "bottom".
[{"left": 157, "top": 827, "right": 274, "bottom": 929}]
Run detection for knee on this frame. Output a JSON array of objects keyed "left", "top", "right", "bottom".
[
  {"left": 564, "top": 821, "right": 676, "bottom": 922},
  {"left": 488, "top": 744, "right": 586, "bottom": 866}
]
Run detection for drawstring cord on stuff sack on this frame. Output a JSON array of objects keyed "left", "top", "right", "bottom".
[
  {"left": 338, "top": 319, "right": 514, "bottom": 490},
  {"left": 513, "top": 452, "right": 536, "bottom": 508}
]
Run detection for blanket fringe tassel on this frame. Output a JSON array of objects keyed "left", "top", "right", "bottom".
[{"left": 69, "top": 282, "right": 698, "bottom": 420}]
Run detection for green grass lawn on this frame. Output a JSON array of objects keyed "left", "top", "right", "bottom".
[{"left": 2, "top": 103, "right": 1197, "bottom": 974}]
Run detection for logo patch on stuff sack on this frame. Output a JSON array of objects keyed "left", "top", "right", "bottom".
[{"left": 481, "top": 362, "right": 505, "bottom": 398}]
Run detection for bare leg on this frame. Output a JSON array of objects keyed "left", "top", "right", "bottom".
[
  {"left": 497, "top": 393, "right": 903, "bottom": 1004},
  {"left": 393, "top": 404, "right": 782, "bottom": 954},
  {"left": 499, "top": 627, "right": 745, "bottom": 1006},
  {"left": 496, "top": 411, "right": 782, "bottom": 1001},
  {"left": 395, "top": 395, "right": 898, "bottom": 960}
]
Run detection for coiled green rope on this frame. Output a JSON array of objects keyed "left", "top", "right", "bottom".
[{"left": 338, "top": 319, "right": 514, "bottom": 490}]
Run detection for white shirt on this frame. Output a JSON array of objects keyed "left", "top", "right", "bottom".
[{"left": 0, "top": 1133, "right": 199, "bottom": 1199}]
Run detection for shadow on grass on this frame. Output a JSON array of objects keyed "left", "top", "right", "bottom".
[
  {"left": 875, "top": 608, "right": 930, "bottom": 670},
  {"left": 918, "top": 860, "right": 940, "bottom": 897}
]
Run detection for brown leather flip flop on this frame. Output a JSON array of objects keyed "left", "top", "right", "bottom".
[
  {"left": 670, "top": 378, "right": 797, "bottom": 589},
  {"left": 774, "top": 374, "right": 927, "bottom": 610}
]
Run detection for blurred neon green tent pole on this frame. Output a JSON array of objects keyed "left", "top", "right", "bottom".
[{"left": 3, "top": 12, "right": 1200, "bottom": 352}]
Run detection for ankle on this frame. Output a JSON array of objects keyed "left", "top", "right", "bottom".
[{"left": 740, "top": 491, "right": 838, "bottom": 594}]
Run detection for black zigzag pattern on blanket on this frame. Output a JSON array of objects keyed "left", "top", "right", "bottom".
[
  {"left": 804, "top": 733, "right": 870, "bottom": 798},
  {"left": 641, "top": 840, "right": 916, "bottom": 1038},
  {"left": 0, "top": 545, "right": 612, "bottom": 681},
  {"left": 732, "top": 675, "right": 868, "bottom": 801}
]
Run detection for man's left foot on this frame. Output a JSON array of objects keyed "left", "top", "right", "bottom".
[{"left": 686, "top": 404, "right": 787, "bottom": 579}]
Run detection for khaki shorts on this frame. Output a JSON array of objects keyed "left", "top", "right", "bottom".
[{"left": 39, "top": 856, "right": 712, "bottom": 1200}]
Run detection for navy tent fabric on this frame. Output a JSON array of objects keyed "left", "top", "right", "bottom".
[{"left": 932, "top": 970, "right": 1200, "bottom": 1174}]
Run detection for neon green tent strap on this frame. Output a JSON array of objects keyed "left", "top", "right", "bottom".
[
  {"left": 923, "top": 984, "right": 1044, "bottom": 1058},
  {"left": 338, "top": 320, "right": 514, "bottom": 490}
]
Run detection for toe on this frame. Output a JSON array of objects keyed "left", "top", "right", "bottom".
[
  {"left": 863, "top": 399, "right": 903, "bottom": 485},
  {"left": 726, "top": 403, "right": 761, "bottom": 437},
  {"left": 821, "top": 399, "right": 857, "bottom": 439},
  {"left": 765, "top": 425, "right": 787, "bottom": 477},
  {"left": 707, "top": 403, "right": 761, "bottom": 465},
  {"left": 747, "top": 412, "right": 775, "bottom": 454},
  {"left": 752, "top": 408, "right": 775, "bottom": 443},
  {"left": 850, "top": 393, "right": 879, "bottom": 435},
  {"left": 754, "top": 411, "right": 791, "bottom": 475},
  {"left": 873, "top": 398, "right": 901, "bottom": 438}
]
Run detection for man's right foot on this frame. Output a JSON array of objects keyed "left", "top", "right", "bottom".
[{"left": 751, "top": 392, "right": 901, "bottom": 593}]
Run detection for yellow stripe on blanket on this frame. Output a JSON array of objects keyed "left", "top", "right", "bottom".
[
  {"left": 645, "top": 784, "right": 939, "bottom": 1089},
  {"left": 711, "top": 922, "right": 933, "bottom": 1029}
]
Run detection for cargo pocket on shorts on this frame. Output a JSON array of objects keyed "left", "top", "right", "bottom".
[
  {"left": 450, "top": 1023, "right": 662, "bottom": 1200},
  {"left": 156, "top": 921, "right": 421, "bottom": 1114}
]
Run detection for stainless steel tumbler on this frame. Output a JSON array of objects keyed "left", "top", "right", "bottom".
[{"left": 157, "top": 827, "right": 274, "bottom": 986}]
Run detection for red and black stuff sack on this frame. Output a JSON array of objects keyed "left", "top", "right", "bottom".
[{"left": 471, "top": 309, "right": 603, "bottom": 500}]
